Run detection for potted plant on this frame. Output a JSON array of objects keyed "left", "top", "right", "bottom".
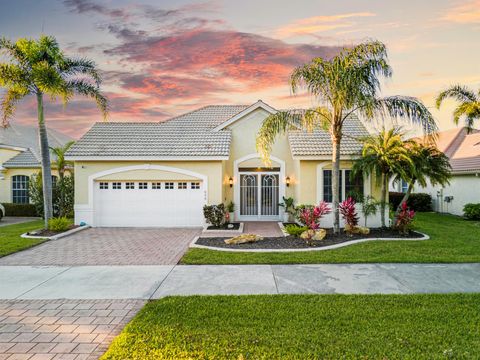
[
  {"left": 226, "top": 201, "right": 235, "bottom": 223},
  {"left": 279, "top": 196, "right": 295, "bottom": 223}
]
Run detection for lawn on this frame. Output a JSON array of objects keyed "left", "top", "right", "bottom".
[
  {"left": 181, "top": 212, "right": 480, "bottom": 264},
  {"left": 0, "top": 220, "right": 46, "bottom": 257},
  {"left": 101, "top": 294, "right": 480, "bottom": 359}
]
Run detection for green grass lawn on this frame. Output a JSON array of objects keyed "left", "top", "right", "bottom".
[
  {"left": 181, "top": 212, "right": 480, "bottom": 264},
  {"left": 0, "top": 220, "right": 46, "bottom": 257},
  {"left": 101, "top": 294, "right": 480, "bottom": 359}
]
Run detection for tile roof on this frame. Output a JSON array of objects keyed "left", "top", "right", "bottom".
[
  {"left": 288, "top": 114, "right": 370, "bottom": 157},
  {"left": 3, "top": 148, "right": 40, "bottom": 168}
]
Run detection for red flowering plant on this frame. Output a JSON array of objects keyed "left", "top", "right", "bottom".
[
  {"left": 297, "top": 201, "right": 331, "bottom": 230},
  {"left": 339, "top": 197, "right": 360, "bottom": 235},
  {"left": 395, "top": 201, "right": 415, "bottom": 235}
]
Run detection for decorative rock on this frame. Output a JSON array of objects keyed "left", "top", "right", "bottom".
[
  {"left": 224, "top": 234, "right": 263, "bottom": 245},
  {"left": 300, "top": 229, "right": 326, "bottom": 241},
  {"left": 344, "top": 224, "right": 370, "bottom": 235},
  {"left": 227, "top": 224, "right": 234, "bottom": 229}
]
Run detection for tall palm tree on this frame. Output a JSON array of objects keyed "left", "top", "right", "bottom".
[
  {"left": 393, "top": 142, "right": 451, "bottom": 218},
  {"left": 0, "top": 36, "right": 108, "bottom": 228},
  {"left": 50, "top": 141, "right": 75, "bottom": 183},
  {"left": 436, "top": 85, "right": 480, "bottom": 133},
  {"left": 256, "top": 40, "right": 436, "bottom": 233},
  {"left": 352, "top": 128, "right": 414, "bottom": 227}
]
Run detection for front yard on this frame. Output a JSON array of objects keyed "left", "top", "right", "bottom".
[
  {"left": 0, "top": 220, "right": 46, "bottom": 257},
  {"left": 101, "top": 294, "right": 480, "bottom": 359},
  {"left": 181, "top": 212, "right": 480, "bottom": 264}
]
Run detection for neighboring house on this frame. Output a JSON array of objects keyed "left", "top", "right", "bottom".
[
  {"left": 0, "top": 123, "right": 74, "bottom": 205},
  {"left": 66, "top": 100, "right": 385, "bottom": 228},
  {"left": 390, "top": 127, "right": 480, "bottom": 216}
]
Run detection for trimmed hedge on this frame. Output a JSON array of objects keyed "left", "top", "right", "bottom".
[
  {"left": 389, "top": 192, "right": 432, "bottom": 212},
  {"left": 2, "top": 203, "right": 38, "bottom": 217},
  {"left": 463, "top": 203, "right": 480, "bottom": 220}
]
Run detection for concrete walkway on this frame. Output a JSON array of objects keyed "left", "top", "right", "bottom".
[
  {"left": 1, "top": 263, "right": 479, "bottom": 300},
  {"left": 0, "top": 217, "right": 41, "bottom": 227}
]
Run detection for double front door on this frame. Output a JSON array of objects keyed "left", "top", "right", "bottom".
[{"left": 239, "top": 173, "right": 279, "bottom": 219}]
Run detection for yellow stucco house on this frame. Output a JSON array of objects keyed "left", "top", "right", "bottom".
[
  {"left": 0, "top": 123, "right": 73, "bottom": 206},
  {"left": 66, "top": 100, "right": 384, "bottom": 228}
]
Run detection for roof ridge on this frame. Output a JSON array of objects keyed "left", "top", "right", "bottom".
[{"left": 444, "top": 128, "right": 467, "bottom": 158}]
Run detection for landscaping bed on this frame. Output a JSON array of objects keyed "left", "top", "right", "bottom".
[
  {"left": 205, "top": 222, "right": 241, "bottom": 230},
  {"left": 26, "top": 224, "right": 79, "bottom": 238},
  {"left": 196, "top": 228, "right": 424, "bottom": 250}
]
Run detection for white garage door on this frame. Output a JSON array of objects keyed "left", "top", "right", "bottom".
[{"left": 93, "top": 180, "right": 205, "bottom": 227}]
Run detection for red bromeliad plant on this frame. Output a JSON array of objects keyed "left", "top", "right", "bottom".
[
  {"left": 339, "top": 197, "right": 359, "bottom": 232},
  {"left": 298, "top": 201, "right": 331, "bottom": 230},
  {"left": 395, "top": 201, "right": 415, "bottom": 235}
]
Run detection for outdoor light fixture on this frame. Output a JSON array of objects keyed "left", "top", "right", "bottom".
[
  {"left": 285, "top": 176, "right": 290, "bottom": 187},
  {"left": 229, "top": 177, "right": 233, "bottom": 187}
]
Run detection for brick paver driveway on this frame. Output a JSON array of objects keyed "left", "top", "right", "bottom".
[
  {"left": 0, "top": 299, "right": 144, "bottom": 360},
  {"left": 0, "top": 228, "right": 200, "bottom": 266}
]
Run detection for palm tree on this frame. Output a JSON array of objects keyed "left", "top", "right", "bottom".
[
  {"left": 0, "top": 36, "right": 108, "bottom": 228},
  {"left": 50, "top": 141, "right": 75, "bottom": 183},
  {"left": 436, "top": 85, "right": 480, "bottom": 133},
  {"left": 393, "top": 143, "right": 451, "bottom": 218},
  {"left": 352, "top": 128, "right": 414, "bottom": 227},
  {"left": 256, "top": 40, "right": 437, "bottom": 233}
]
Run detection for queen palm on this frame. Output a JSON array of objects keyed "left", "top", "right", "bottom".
[
  {"left": 352, "top": 128, "right": 414, "bottom": 228},
  {"left": 51, "top": 141, "right": 75, "bottom": 217},
  {"left": 436, "top": 85, "right": 480, "bottom": 133},
  {"left": 0, "top": 36, "right": 108, "bottom": 228},
  {"left": 256, "top": 40, "right": 436, "bottom": 233}
]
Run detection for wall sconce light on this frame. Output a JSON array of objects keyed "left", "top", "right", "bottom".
[
  {"left": 229, "top": 177, "right": 233, "bottom": 187},
  {"left": 285, "top": 176, "right": 290, "bottom": 187}
]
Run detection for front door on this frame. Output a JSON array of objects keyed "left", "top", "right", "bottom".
[{"left": 239, "top": 173, "right": 279, "bottom": 219}]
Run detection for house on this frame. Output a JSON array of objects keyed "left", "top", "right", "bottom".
[
  {"left": 66, "top": 100, "right": 385, "bottom": 228},
  {"left": 390, "top": 127, "right": 480, "bottom": 216},
  {"left": 0, "top": 123, "right": 74, "bottom": 205}
]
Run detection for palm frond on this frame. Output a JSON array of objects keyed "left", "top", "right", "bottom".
[
  {"left": 63, "top": 57, "right": 102, "bottom": 85},
  {"left": 1, "top": 88, "right": 28, "bottom": 126},
  {"left": 67, "top": 79, "right": 108, "bottom": 120},
  {"left": 436, "top": 84, "right": 477, "bottom": 109}
]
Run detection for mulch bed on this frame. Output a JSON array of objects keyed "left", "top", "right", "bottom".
[
  {"left": 27, "top": 225, "right": 79, "bottom": 237},
  {"left": 206, "top": 223, "right": 241, "bottom": 230},
  {"left": 196, "top": 228, "right": 424, "bottom": 250}
]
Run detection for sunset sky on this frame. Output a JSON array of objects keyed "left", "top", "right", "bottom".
[{"left": 1, "top": 0, "right": 479, "bottom": 138}]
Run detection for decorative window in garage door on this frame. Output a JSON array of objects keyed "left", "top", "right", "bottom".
[
  {"left": 112, "top": 182, "right": 122, "bottom": 189},
  {"left": 191, "top": 182, "right": 200, "bottom": 189},
  {"left": 178, "top": 182, "right": 187, "bottom": 189},
  {"left": 152, "top": 182, "right": 161, "bottom": 189},
  {"left": 99, "top": 182, "right": 109, "bottom": 190},
  {"left": 125, "top": 182, "right": 135, "bottom": 189},
  {"left": 139, "top": 182, "right": 148, "bottom": 189},
  {"left": 165, "top": 182, "right": 174, "bottom": 189}
]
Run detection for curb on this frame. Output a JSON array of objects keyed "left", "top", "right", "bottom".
[{"left": 21, "top": 225, "right": 91, "bottom": 241}]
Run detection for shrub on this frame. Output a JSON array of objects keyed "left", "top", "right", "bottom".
[
  {"left": 3, "top": 203, "right": 38, "bottom": 217},
  {"left": 389, "top": 192, "right": 432, "bottom": 212},
  {"left": 48, "top": 217, "right": 71, "bottom": 232},
  {"left": 361, "top": 195, "right": 378, "bottom": 227},
  {"left": 226, "top": 201, "right": 235, "bottom": 213},
  {"left": 463, "top": 203, "right": 480, "bottom": 220},
  {"left": 339, "top": 197, "right": 359, "bottom": 229},
  {"left": 29, "top": 172, "right": 74, "bottom": 218},
  {"left": 297, "top": 202, "right": 331, "bottom": 230},
  {"left": 203, "top": 204, "right": 225, "bottom": 227},
  {"left": 284, "top": 224, "right": 308, "bottom": 237},
  {"left": 394, "top": 202, "right": 415, "bottom": 235}
]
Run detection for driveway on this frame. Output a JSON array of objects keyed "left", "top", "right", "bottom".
[{"left": 0, "top": 227, "right": 201, "bottom": 265}]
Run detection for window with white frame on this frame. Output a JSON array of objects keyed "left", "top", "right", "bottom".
[
  {"left": 152, "top": 182, "right": 161, "bottom": 189},
  {"left": 125, "top": 182, "right": 135, "bottom": 189},
  {"left": 401, "top": 180, "right": 408, "bottom": 193},
  {"left": 344, "top": 170, "right": 364, "bottom": 200},
  {"left": 99, "top": 182, "right": 109, "bottom": 190},
  {"left": 12, "top": 175, "right": 29, "bottom": 204},
  {"left": 112, "top": 182, "right": 122, "bottom": 190},
  {"left": 191, "top": 182, "right": 200, "bottom": 189},
  {"left": 165, "top": 182, "right": 174, "bottom": 189},
  {"left": 322, "top": 169, "right": 363, "bottom": 202},
  {"left": 139, "top": 182, "right": 148, "bottom": 189},
  {"left": 178, "top": 182, "right": 187, "bottom": 189}
]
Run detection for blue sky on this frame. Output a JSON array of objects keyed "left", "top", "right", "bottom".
[{"left": 1, "top": 0, "right": 479, "bottom": 137}]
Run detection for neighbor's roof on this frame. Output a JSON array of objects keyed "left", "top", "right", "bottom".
[
  {"left": 0, "top": 123, "right": 74, "bottom": 168},
  {"left": 288, "top": 114, "right": 370, "bottom": 157}
]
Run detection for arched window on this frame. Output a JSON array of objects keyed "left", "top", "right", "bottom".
[{"left": 12, "top": 175, "right": 30, "bottom": 204}]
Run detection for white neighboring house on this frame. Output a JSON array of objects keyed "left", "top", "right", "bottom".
[{"left": 390, "top": 127, "right": 480, "bottom": 216}]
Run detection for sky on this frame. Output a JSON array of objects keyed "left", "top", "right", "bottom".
[{"left": 0, "top": 0, "right": 479, "bottom": 138}]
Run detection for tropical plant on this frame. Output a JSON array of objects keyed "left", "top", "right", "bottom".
[
  {"left": 29, "top": 171, "right": 74, "bottom": 218},
  {"left": 203, "top": 204, "right": 226, "bottom": 227},
  {"left": 361, "top": 195, "right": 378, "bottom": 227},
  {"left": 395, "top": 201, "right": 415, "bottom": 235},
  {"left": 436, "top": 84, "right": 480, "bottom": 133},
  {"left": 226, "top": 201, "right": 235, "bottom": 213},
  {"left": 256, "top": 40, "right": 436, "bottom": 234},
  {"left": 284, "top": 224, "right": 308, "bottom": 237},
  {"left": 0, "top": 35, "right": 108, "bottom": 228},
  {"left": 279, "top": 196, "right": 295, "bottom": 216},
  {"left": 463, "top": 203, "right": 480, "bottom": 220},
  {"left": 297, "top": 201, "right": 331, "bottom": 230},
  {"left": 51, "top": 141, "right": 75, "bottom": 217},
  {"left": 339, "top": 197, "right": 359, "bottom": 232},
  {"left": 393, "top": 143, "right": 451, "bottom": 221},
  {"left": 48, "top": 216, "right": 71, "bottom": 232},
  {"left": 352, "top": 127, "right": 414, "bottom": 227}
]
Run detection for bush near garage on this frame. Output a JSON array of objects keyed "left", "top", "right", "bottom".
[
  {"left": 203, "top": 204, "right": 226, "bottom": 227},
  {"left": 48, "top": 216, "right": 71, "bottom": 232},
  {"left": 389, "top": 192, "right": 432, "bottom": 212},
  {"left": 2, "top": 203, "right": 38, "bottom": 217},
  {"left": 463, "top": 203, "right": 480, "bottom": 220}
]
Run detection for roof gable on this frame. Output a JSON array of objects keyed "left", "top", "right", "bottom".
[{"left": 212, "top": 100, "right": 276, "bottom": 131}]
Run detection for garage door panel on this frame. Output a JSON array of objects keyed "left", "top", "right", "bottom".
[{"left": 94, "top": 181, "right": 204, "bottom": 227}]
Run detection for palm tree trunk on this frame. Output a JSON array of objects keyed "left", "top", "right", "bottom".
[
  {"left": 331, "top": 131, "right": 341, "bottom": 234},
  {"left": 37, "top": 92, "right": 53, "bottom": 228},
  {"left": 393, "top": 182, "right": 414, "bottom": 224},
  {"left": 380, "top": 173, "right": 386, "bottom": 227}
]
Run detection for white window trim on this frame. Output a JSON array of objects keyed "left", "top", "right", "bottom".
[{"left": 316, "top": 164, "right": 369, "bottom": 204}]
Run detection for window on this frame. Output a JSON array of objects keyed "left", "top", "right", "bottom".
[
  {"left": 12, "top": 175, "right": 29, "bottom": 204},
  {"left": 51, "top": 175, "right": 58, "bottom": 188},
  {"left": 99, "top": 182, "right": 109, "bottom": 190},
  {"left": 322, "top": 170, "right": 363, "bottom": 202},
  {"left": 112, "top": 182, "right": 122, "bottom": 190},
  {"left": 191, "top": 182, "right": 200, "bottom": 189},
  {"left": 401, "top": 180, "right": 408, "bottom": 193},
  {"left": 345, "top": 170, "right": 364, "bottom": 200},
  {"left": 178, "top": 182, "right": 187, "bottom": 189},
  {"left": 152, "top": 182, "right": 161, "bottom": 189},
  {"left": 322, "top": 170, "right": 342, "bottom": 202},
  {"left": 139, "top": 182, "right": 148, "bottom": 189},
  {"left": 126, "top": 182, "right": 135, "bottom": 189},
  {"left": 165, "top": 182, "right": 174, "bottom": 189}
]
